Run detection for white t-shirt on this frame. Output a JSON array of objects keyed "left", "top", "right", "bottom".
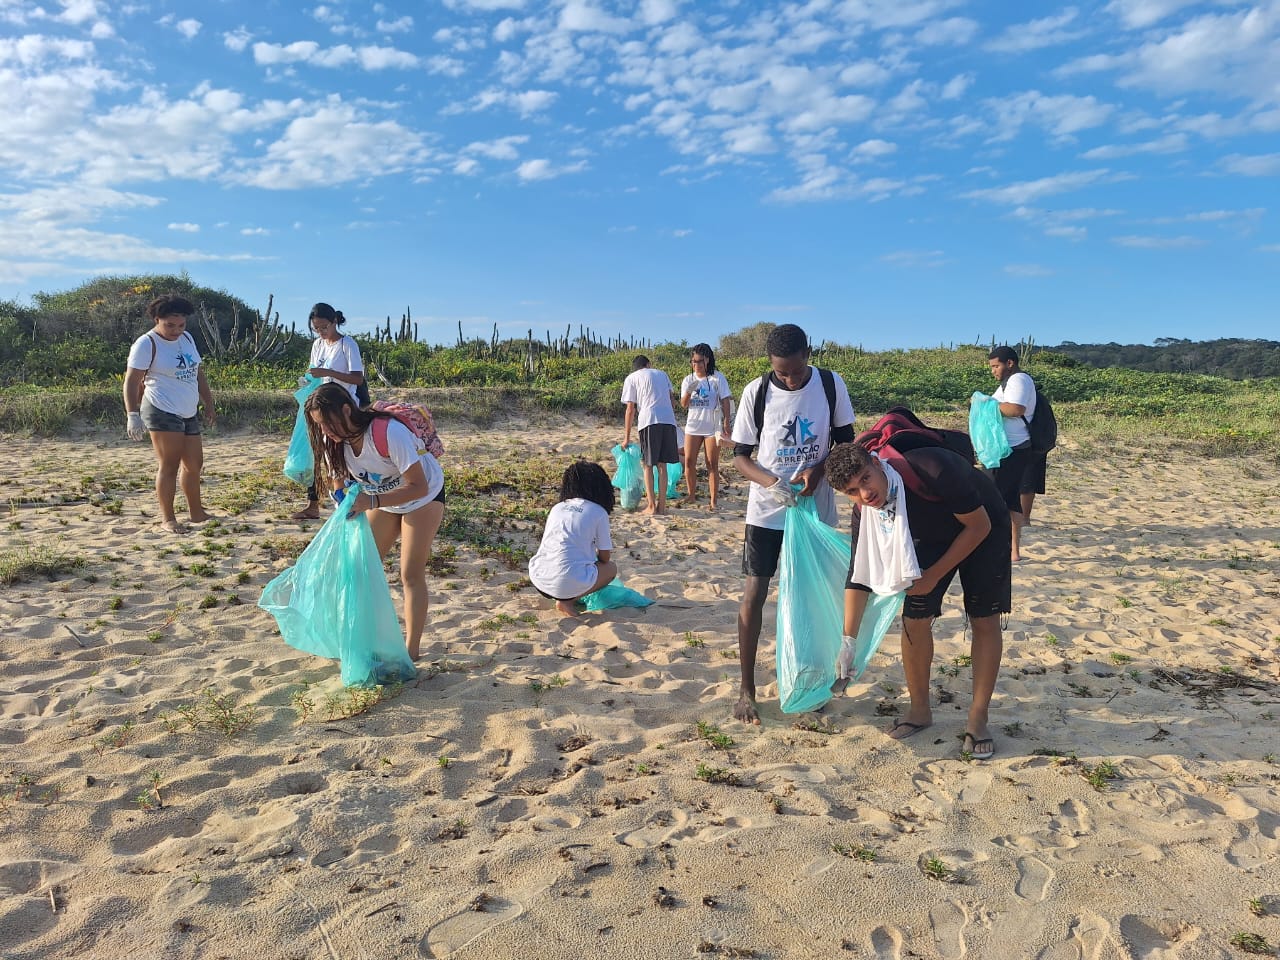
[
  {"left": 309, "top": 334, "right": 364, "bottom": 399},
  {"left": 993, "top": 371, "right": 1036, "bottom": 448},
  {"left": 126, "top": 331, "right": 202, "bottom": 418},
  {"left": 681, "top": 371, "right": 732, "bottom": 437},
  {"left": 528, "top": 499, "right": 613, "bottom": 600},
  {"left": 343, "top": 418, "right": 444, "bottom": 514},
  {"left": 731, "top": 367, "right": 856, "bottom": 531},
  {"left": 620, "top": 367, "right": 676, "bottom": 429}
]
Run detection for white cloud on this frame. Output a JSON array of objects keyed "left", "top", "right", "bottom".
[
  {"left": 1080, "top": 133, "right": 1188, "bottom": 159},
  {"left": 963, "top": 170, "right": 1116, "bottom": 205},
  {"left": 916, "top": 17, "right": 978, "bottom": 46},
  {"left": 449, "top": 88, "right": 558, "bottom": 117},
  {"left": 559, "top": 0, "right": 632, "bottom": 34},
  {"left": 672, "top": 228, "right": 693, "bottom": 237},
  {"left": 0, "top": 35, "right": 95, "bottom": 65},
  {"left": 940, "top": 73, "right": 974, "bottom": 100},
  {"left": 986, "top": 8, "right": 1088, "bottom": 54},
  {"left": 175, "top": 18, "right": 201, "bottom": 39},
  {"left": 851, "top": 138, "right": 897, "bottom": 160},
  {"left": 1045, "top": 225, "right": 1087, "bottom": 240},
  {"left": 377, "top": 15, "right": 414, "bottom": 34},
  {"left": 639, "top": 0, "right": 679, "bottom": 26},
  {"left": 835, "top": 0, "right": 967, "bottom": 31},
  {"left": 464, "top": 135, "right": 529, "bottom": 160},
  {"left": 251, "top": 41, "right": 420, "bottom": 70},
  {"left": 443, "top": 0, "right": 527, "bottom": 9},
  {"left": 1220, "top": 153, "right": 1280, "bottom": 176},
  {"left": 515, "top": 158, "right": 587, "bottom": 180},
  {"left": 168, "top": 222, "right": 200, "bottom": 232},
  {"left": 240, "top": 227, "right": 269, "bottom": 236},
  {"left": 986, "top": 91, "right": 1114, "bottom": 141},
  {"left": 839, "top": 60, "right": 891, "bottom": 87},
  {"left": 723, "top": 123, "right": 775, "bottom": 154},
  {"left": 1105, "top": 0, "right": 1202, "bottom": 29},
  {"left": 223, "top": 28, "right": 253, "bottom": 52}
]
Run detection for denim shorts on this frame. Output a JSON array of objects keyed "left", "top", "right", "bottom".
[{"left": 141, "top": 400, "right": 200, "bottom": 435}]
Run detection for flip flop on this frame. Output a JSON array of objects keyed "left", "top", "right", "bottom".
[
  {"left": 961, "top": 731, "right": 996, "bottom": 760},
  {"left": 887, "top": 719, "right": 931, "bottom": 740}
]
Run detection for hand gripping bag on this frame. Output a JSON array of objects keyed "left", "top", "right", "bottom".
[
  {"left": 776, "top": 497, "right": 850, "bottom": 713},
  {"left": 283, "top": 376, "right": 323, "bottom": 486},
  {"left": 968, "top": 392, "right": 1012, "bottom": 469},
  {"left": 258, "top": 486, "right": 415, "bottom": 687},
  {"left": 610, "top": 443, "right": 644, "bottom": 510}
]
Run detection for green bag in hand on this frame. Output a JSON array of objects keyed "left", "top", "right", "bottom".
[
  {"left": 283, "top": 376, "right": 323, "bottom": 486},
  {"left": 259, "top": 486, "right": 415, "bottom": 687},
  {"left": 777, "top": 497, "right": 850, "bottom": 713}
]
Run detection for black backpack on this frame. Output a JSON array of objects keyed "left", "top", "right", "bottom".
[
  {"left": 1021, "top": 387, "right": 1057, "bottom": 453},
  {"left": 751, "top": 367, "right": 839, "bottom": 446},
  {"left": 856, "top": 406, "right": 976, "bottom": 502}
]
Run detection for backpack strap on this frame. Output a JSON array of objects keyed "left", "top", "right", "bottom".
[
  {"left": 877, "top": 445, "right": 941, "bottom": 503},
  {"left": 146, "top": 333, "right": 158, "bottom": 372},
  {"left": 750, "top": 366, "right": 839, "bottom": 447},
  {"left": 371, "top": 416, "right": 391, "bottom": 458}
]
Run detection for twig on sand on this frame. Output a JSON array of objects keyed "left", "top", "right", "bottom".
[{"left": 62, "top": 625, "right": 86, "bottom": 649}]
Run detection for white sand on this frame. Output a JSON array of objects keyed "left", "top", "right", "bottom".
[{"left": 1, "top": 419, "right": 1278, "bottom": 959}]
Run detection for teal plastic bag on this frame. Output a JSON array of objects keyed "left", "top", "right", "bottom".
[
  {"left": 968, "top": 392, "right": 1012, "bottom": 469},
  {"left": 611, "top": 443, "right": 643, "bottom": 510},
  {"left": 578, "top": 578, "right": 654, "bottom": 611},
  {"left": 776, "top": 497, "right": 850, "bottom": 713},
  {"left": 283, "top": 376, "right": 323, "bottom": 486},
  {"left": 258, "top": 486, "right": 415, "bottom": 687},
  {"left": 652, "top": 461, "right": 683, "bottom": 499},
  {"left": 850, "top": 591, "right": 904, "bottom": 680}
]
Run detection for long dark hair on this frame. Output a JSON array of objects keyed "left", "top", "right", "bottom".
[
  {"left": 309, "top": 302, "right": 347, "bottom": 334},
  {"left": 691, "top": 342, "right": 716, "bottom": 375},
  {"left": 559, "top": 461, "right": 615, "bottom": 514},
  {"left": 303, "top": 383, "right": 395, "bottom": 486}
]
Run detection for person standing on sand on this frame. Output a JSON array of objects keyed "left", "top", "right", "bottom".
[
  {"left": 986, "top": 346, "right": 1036, "bottom": 562},
  {"left": 679, "top": 343, "right": 733, "bottom": 509},
  {"left": 729, "top": 324, "right": 856, "bottom": 725},
  {"left": 123, "top": 294, "right": 216, "bottom": 534},
  {"left": 528, "top": 462, "right": 619, "bottom": 617},
  {"left": 621, "top": 355, "right": 679, "bottom": 516},
  {"left": 304, "top": 383, "right": 444, "bottom": 661},
  {"left": 292, "top": 303, "right": 366, "bottom": 521},
  {"left": 825, "top": 440, "right": 1010, "bottom": 760}
]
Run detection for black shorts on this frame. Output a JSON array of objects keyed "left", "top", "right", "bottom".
[
  {"left": 639, "top": 423, "right": 679, "bottom": 467},
  {"left": 1019, "top": 452, "right": 1047, "bottom": 495},
  {"left": 742, "top": 524, "right": 785, "bottom": 579},
  {"left": 896, "top": 521, "right": 1012, "bottom": 620},
  {"left": 992, "top": 445, "right": 1032, "bottom": 514}
]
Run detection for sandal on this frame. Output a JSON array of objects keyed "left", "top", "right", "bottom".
[{"left": 961, "top": 731, "right": 996, "bottom": 760}]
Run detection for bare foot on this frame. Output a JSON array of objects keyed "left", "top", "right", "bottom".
[
  {"left": 554, "top": 600, "right": 579, "bottom": 617},
  {"left": 407, "top": 641, "right": 421, "bottom": 660},
  {"left": 160, "top": 519, "right": 188, "bottom": 534},
  {"left": 708, "top": 500, "right": 719, "bottom": 511},
  {"left": 291, "top": 509, "right": 321, "bottom": 520},
  {"left": 640, "top": 506, "right": 658, "bottom": 516},
  {"left": 733, "top": 693, "right": 761, "bottom": 725},
  {"left": 188, "top": 510, "right": 212, "bottom": 523}
]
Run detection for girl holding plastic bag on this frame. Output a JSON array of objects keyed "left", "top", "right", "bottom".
[
  {"left": 305, "top": 384, "right": 444, "bottom": 660},
  {"left": 292, "top": 303, "right": 366, "bottom": 520},
  {"left": 528, "top": 462, "right": 620, "bottom": 616}
]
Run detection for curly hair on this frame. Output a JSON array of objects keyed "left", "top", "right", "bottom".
[
  {"left": 765, "top": 323, "right": 809, "bottom": 359},
  {"left": 559, "top": 460, "right": 615, "bottom": 514},
  {"left": 823, "top": 441, "right": 876, "bottom": 492}
]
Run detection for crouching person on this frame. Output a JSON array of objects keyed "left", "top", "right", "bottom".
[{"left": 825, "top": 441, "right": 1010, "bottom": 760}]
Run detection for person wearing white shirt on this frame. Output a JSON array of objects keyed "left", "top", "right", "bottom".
[
  {"left": 987, "top": 346, "right": 1037, "bottom": 562},
  {"left": 679, "top": 343, "right": 733, "bottom": 509},
  {"left": 304, "top": 383, "right": 444, "bottom": 661},
  {"left": 292, "top": 303, "right": 366, "bottom": 520},
  {"left": 528, "top": 462, "right": 619, "bottom": 617},
  {"left": 620, "top": 356, "right": 678, "bottom": 516},
  {"left": 729, "top": 324, "right": 857, "bottom": 725},
  {"left": 122, "top": 294, "right": 216, "bottom": 534}
]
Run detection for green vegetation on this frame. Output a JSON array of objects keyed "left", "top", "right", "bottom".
[{"left": 0, "top": 546, "right": 87, "bottom": 585}]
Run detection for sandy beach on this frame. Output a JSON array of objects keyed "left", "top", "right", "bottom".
[{"left": 1, "top": 415, "right": 1278, "bottom": 959}]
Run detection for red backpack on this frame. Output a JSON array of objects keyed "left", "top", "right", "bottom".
[
  {"left": 370, "top": 400, "right": 445, "bottom": 459},
  {"left": 854, "top": 407, "right": 974, "bottom": 503}
]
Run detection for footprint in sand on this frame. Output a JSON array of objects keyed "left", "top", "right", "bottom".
[
  {"left": 1013, "top": 856, "right": 1054, "bottom": 902},
  {"left": 615, "top": 807, "right": 753, "bottom": 848},
  {"left": 1118, "top": 916, "right": 1215, "bottom": 959},
  {"left": 870, "top": 925, "right": 906, "bottom": 959},
  {"left": 930, "top": 901, "right": 970, "bottom": 959},
  {"left": 420, "top": 896, "right": 524, "bottom": 958},
  {"left": 1035, "top": 913, "right": 1112, "bottom": 960}
]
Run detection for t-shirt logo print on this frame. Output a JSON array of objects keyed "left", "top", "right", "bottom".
[
  {"left": 780, "top": 416, "right": 816, "bottom": 446},
  {"left": 359, "top": 471, "right": 385, "bottom": 486}
]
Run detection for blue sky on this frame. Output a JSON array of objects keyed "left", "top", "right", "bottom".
[{"left": 1, "top": 0, "right": 1277, "bottom": 350}]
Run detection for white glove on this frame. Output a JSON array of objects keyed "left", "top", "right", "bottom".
[
  {"left": 126, "top": 412, "right": 146, "bottom": 441},
  {"left": 835, "top": 635, "right": 857, "bottom": 681},
  {"left": 762, "top": 478, "right": 797, "bottom": 508}
]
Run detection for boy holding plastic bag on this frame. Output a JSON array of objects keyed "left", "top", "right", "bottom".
[{"left": 825, "top": 441, "right": 1010, "bottom": 761}]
